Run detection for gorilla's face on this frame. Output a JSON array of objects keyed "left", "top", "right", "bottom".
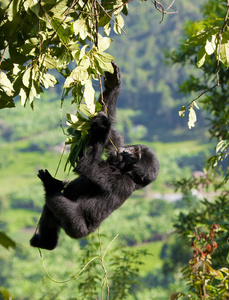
[
  {"left": 107, "top": 145, "right": 140, "bottom": 170},
  {"left": 117, "top": 145, "right": 141, "bottom": 165},
  {"left": 108, "top": 144, "right": 159, "bottom": 188}
]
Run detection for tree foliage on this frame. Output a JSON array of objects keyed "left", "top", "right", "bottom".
[
  {"left": 0, "top": 0, "right": 179, "bottom": 168},
  {"left": 167, "top": 1, "right": 229, "bottom": 298},
  {"left": 0, "top": 0, "right": 131, "bottom": 168},
  {"left": 0, "top": 0, "right": 127, "bottom": 109},
  {"left": 169, "top": 0, "right": 229, "bottom": 181}
]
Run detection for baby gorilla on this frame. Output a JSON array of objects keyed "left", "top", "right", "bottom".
[{"left": 30, "top": 62, "right": 159, "bottom": 250}]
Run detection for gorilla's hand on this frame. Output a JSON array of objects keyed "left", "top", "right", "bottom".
[{"left": 104, "top": 62, "right": 121, "bottom": 90}]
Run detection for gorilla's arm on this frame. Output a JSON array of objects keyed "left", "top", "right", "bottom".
[
  {"left": 100, "top": 62, "right": 121, "bottom": 123},
  {"left": 74, "top": 112, "right": 116, "bottom": 189},
  {"left": 101, "top": 62, "right": 124, "bottom": 154}
]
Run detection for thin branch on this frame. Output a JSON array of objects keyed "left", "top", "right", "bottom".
[
  {"left": 93, "top": 0, "right": 99, "bottom": 48},
  {"left": 153, "top": 0, "right": 178, "bottom": 23},
  {"left": 166, "top": 0, "right": 176, "bottom": 12},
  {"left": 188, "top": 83, "right": 218, "bottom": 108},
  {"left": 38, "top": 247, "right": 101, "bottom": 284},
  {"left": 64, "top": 0, "right": 80, "bottom": 16}
]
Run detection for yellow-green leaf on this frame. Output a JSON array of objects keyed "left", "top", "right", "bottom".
[
  {"left": 219, "top": 36, "right": 229, "bottom": 67},
  {"left": 188, "top": 106, "right": 197, "bottom": 129},
  {"left": 83, "top": 80, "right": 95, "bottom": 114},
  {"left": 22, "top": 68, "right": 32, "bottom": 88},
  {"left": 0, "top": 71, "right": 15, "bottom": 97},
  {"left": 197, "top": 46, "right": 207, "bottom": 68},
  {"left": 205, "top": 35, "right": 216, "bottom": 55}
]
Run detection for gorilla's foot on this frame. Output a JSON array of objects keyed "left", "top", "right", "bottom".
[
  {"left": 38, "top": 169, "right": 69, "bottom": 192},
  {"left": 30, "top": 233, "right": 57, "bottom": 251}
]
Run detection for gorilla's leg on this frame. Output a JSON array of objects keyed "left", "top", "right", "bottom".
[
  {"left": 30, "top": 170, "right": 69, "bottom": 250},
  {"left": 30, "top": 204, "right": 60, "bottom": 250},
  {"left": 37, "top": 169, "right": 89, "bottom": 239}
]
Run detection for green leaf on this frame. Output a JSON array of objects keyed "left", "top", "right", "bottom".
[
  {"left": 83, "top": 80, "right": 95, "bottom": 114},
  {"left": 178, "top": 105, "right": 186, "bottom": 117},
  {"left": 104, "top": 23, "right": 111, "bottom": 36},
  {"left": 79, "top": 45, "right": 89, "bottom": 61},
  {"left": 22, "top": 68, "right": 32, "bottom": 88},
  {"left": 0, "top": 93, "right": 15, "bottom": 109},
  {"left": 51, "top": 18, "right": 69, "bottom": 44},
  {"left": 73, "top": 18, "right": 88, "bottom": 40},
  {"left": 94, "top": 51, "right": 114, "bottom": 73},
  {"left": 7, "top": 0, "right": 21, "bottom": 21},
  {"left": 0, "top": 231, "right": 16, "bottom": 249},
  {"left": 64, "top": 66, "right": 89, "bottom": 88},
  {"left": 42, "top": 54, "right": 58, "bottom": 69},
  {"left": 66, "top": 113, "right": 91, "bottom": 131},
  {"left": 41, "top": 72, "right": 57, "bottom": 88},
  {"left": 219, "top": 35, "right": 229, "bottom": 67},
  {"left": 19, "top": 86, "right": 28, "bottom": 106},
  {"left": 97, "top": 51, "right": 114, "bottom": 63},
  {"left": 187, "top": 27, "right": 219, "bottom": 46},
  {"left": 114, "top": 14, "right": 124, "bottom": 35},
  {"left": 197, "top": 46, "right": 207, "bottom": 68},
  {"left": 0, "top": 71, "right": 15, "bottom": 97},
  {"left": 216, "top": 140, "right": 228, "bottom": 153},
  {"left": 24, "top": 0, "right": 39, "bottom": 14},
  {"left": 98, "top": 14, "right": 111, "bottom": 28},
  {"left": 205, "top": 35, "right": 216, "bottom": 55},
  {"left": 78, "top": 103, "right": 96, "bottom": 120},
  {"left": 98, "top": 34, "right": 112, "bottom": 52}
]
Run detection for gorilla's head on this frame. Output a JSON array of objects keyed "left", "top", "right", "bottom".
[{"left": 108, "top": 144, "right": 159, "bottom": 189}]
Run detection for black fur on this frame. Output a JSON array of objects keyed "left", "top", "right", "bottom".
[{"left": 30, "top": 62, "right": 159, "bottom": 250}]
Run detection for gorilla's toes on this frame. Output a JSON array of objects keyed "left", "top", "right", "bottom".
[{"left": 37, "top": 169, "right": 52, "bottom": 181}]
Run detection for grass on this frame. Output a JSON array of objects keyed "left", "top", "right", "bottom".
[
  {"left": 152, "top": 140, "right": 213, "bottom": 156},
  {"left": 133, "top": 241, "right": 164, "bottom": 276},
  {"left": 1, "top": 209, "right": 39, "bottom": 233}
]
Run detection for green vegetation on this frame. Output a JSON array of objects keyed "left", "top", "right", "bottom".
[
  {"left": 0, "top": 96, "right": 214, "bottom": 297},
  {"left": 1, "top": 0, "right": 229, "bottom": 299}
]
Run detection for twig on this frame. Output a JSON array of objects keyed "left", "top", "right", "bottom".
[
  {"left": 64, "top": 0, "right": 80, "bottom": 16},
  {"left": 38, "top": 248, "right": 101, "bottom": 284},
  {"left": 98, "top": 228, "right": 119, "bottom": 300},
  {"left": 153, "top": 0, "right": 178, "bottom": 23},
  {"left": 188, "top": 83, "right": 218, "bottom": 108},
  {"left": 54, "top": 144, "right": 67, "bottom": 178},
  {"left": 37, "top": 231, "right": 118, "bottom": 288}
]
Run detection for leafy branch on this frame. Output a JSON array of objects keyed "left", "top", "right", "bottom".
[
  {"left": 172, "top": 225, "right": 229, "bottom": 299},
  {"left": 179, "top": 0, "right": 229, "bottom": 129}
]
